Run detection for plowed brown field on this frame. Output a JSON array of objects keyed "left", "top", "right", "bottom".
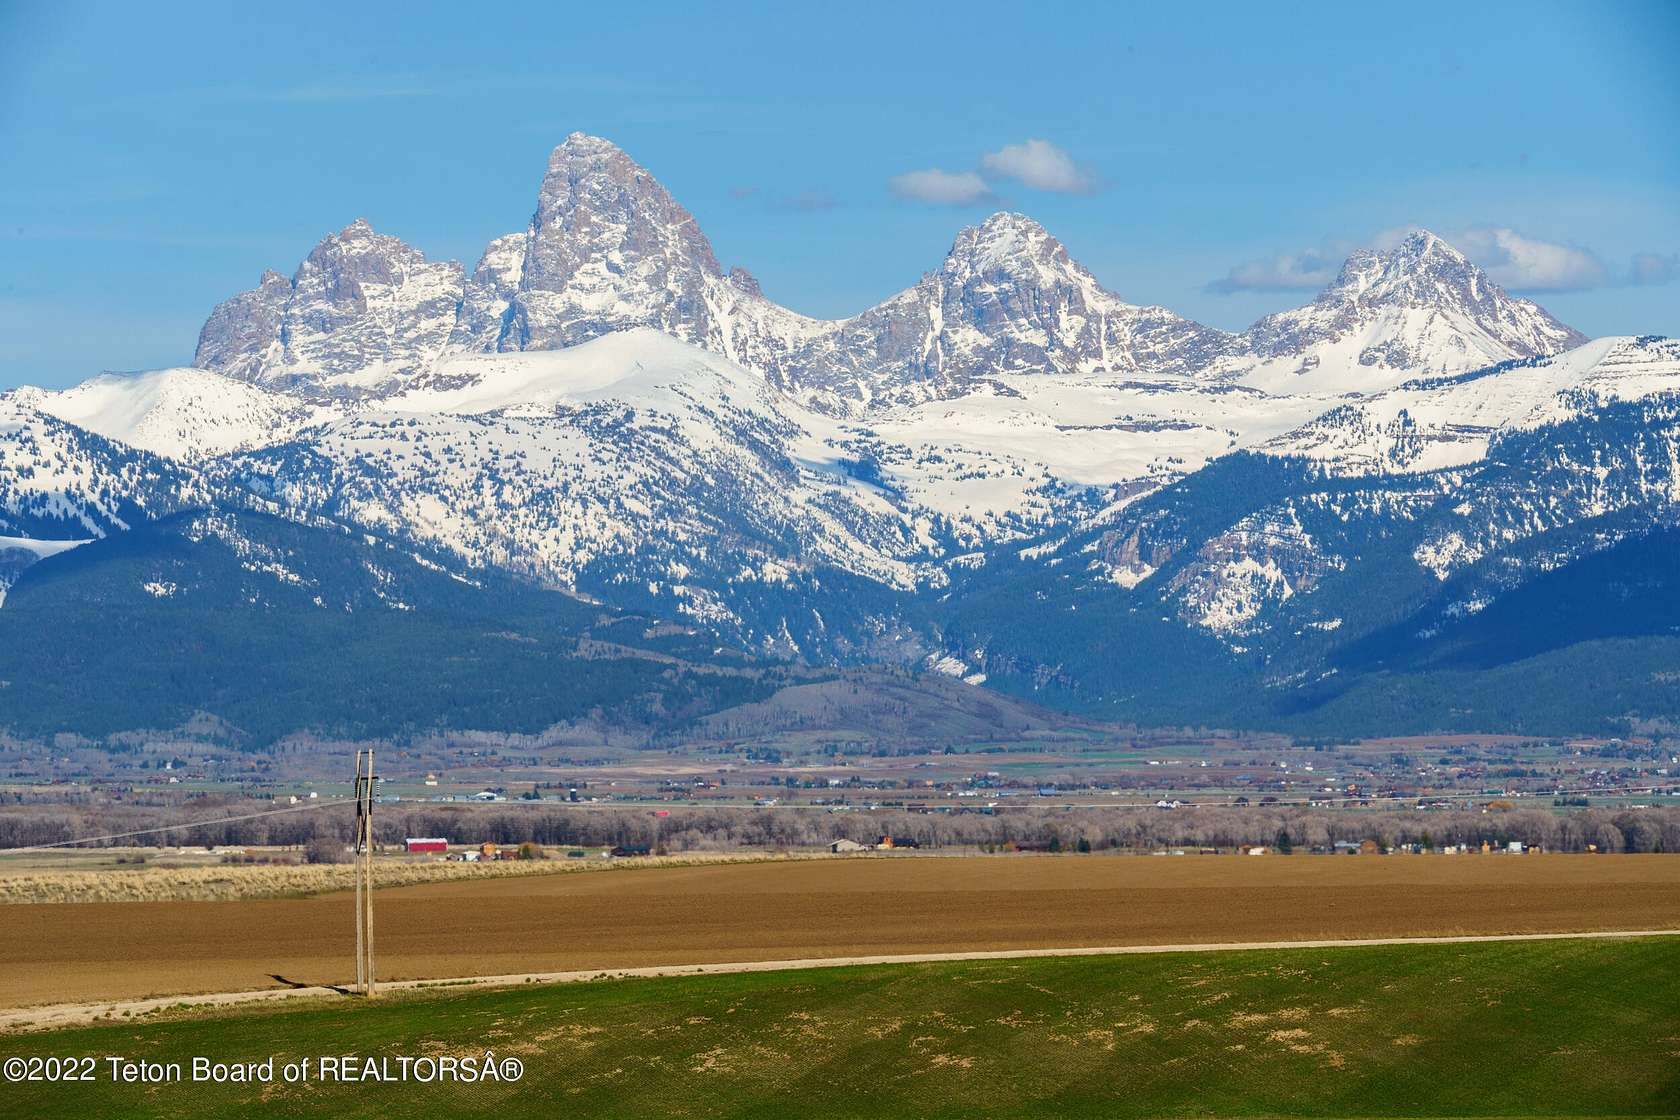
[{"left": 4, "top": 853, "right": 1677, "bottom": 1008}]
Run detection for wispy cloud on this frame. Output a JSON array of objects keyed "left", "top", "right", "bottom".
[
  {"left": 1630, "top": 251, "right": 1678, "bottom": 286},
  {"left": 1205, "top": 241, "right": 1352, "bottom": 294},
  {"left": 1449, "top": 227, "right": 1608, "bottom": 292},
  {"left": 773, "top": 190, "right": 839, "bottom": 212},
  {"left": 889, "top": 169, "right": 994, "bottom": 206},
  {"left": 980, "top": 139, "right": 1093, "bottom": 193}
]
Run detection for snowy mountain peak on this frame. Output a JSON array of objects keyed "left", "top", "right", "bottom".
[
  {"left": 194, "top": 221, "right": 465, "bottom": 397},
  {"left": 463, "top": 132, "right": 729, "bottom": 354},
  {"left": 554, "top": 130, "right": 628, "bottom": 158},
  {"left": 532, "top": 132, "right": 721, "bottom": 279},
  {"left": 1328, "top": 228, "right": 1477, "bottom": 303},
  {"left": 944, "top": 212, "right": 1098, "bottom": 290},
  {"left": 1237, "top": 230, "right": 1588, "bottom": 394},
  {"left": 337, "top": 216, "right": 379, "bottom": 238},
  {"left": 7, "top": 367, "right": 334, "bottom": 460}
]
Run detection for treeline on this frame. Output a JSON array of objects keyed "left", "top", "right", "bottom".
[{"left": 2, "top": 800, "right": 1677, "bottom": 855}]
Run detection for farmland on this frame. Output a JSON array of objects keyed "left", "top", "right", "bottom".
[
  {"left": 0, "top": 849, "right": 796, "bottom": 904},
  {"left": 2, "top": 853, "right": 1678, "bottom": 1009},
  {"left": 3, "top": 936, "right": 1678, "bottom": 1118}
]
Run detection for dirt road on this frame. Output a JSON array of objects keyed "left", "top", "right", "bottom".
[{"left": 3, "top": 853, "right": 1677, "bottom": 1009}]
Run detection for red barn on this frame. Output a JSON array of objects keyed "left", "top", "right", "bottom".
[{"left": 405, "top": 837, "right": 449, "bottom": 854}]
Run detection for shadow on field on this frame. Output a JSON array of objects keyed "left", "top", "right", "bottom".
[{"left": 270, "top": 973, "right": 350, "bottom": 995}]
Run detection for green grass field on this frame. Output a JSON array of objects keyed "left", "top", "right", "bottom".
[{"left": 4, "top": 938, "right": 1678, "bottom": 1119}]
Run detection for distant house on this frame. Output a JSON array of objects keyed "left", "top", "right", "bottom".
[
  {"left": 1358, "top": 839, "right": 1382, "bottom": 855},
  {"left": 404, "top": 837, "right": 448, "bottom": 854},
  {"left": 1246, "top": 846, "right": 1267, "bottom": 856},
  {"left": 829, "top": 839, "right": 869, "bottom": 853},
  {"left": 610, "top": 844, "right": 652, "bottom": 858},
  {"left": 876, "top": 835, "right": 919, "bottom": 849}
]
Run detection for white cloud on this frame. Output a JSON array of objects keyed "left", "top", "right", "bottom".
[
  {"left": 1449, "top": 227, "right": 1608, "bottom": 292},
  {"left": 889, "top": 169, "right": 993, "bottom": 206},
  {"left": 980, "top": 139, "right": 1092, "bottom": 193},
  {"left": 1205, "top": 242, "right": 1353, "bottom": 294}
]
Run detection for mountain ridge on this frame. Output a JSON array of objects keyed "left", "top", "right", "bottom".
[
  {"left": 6, "top": 133, "right": 1678, "bottom": 741},
  {"left": 185, "top": 134, "right": 1585, "bottom": 414}
]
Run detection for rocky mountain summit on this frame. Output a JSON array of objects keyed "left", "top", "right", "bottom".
[
  {"left": 767, "top": 212, "right": 1241, "bottom": 413},
  {"left": 189, "top": 135, "right": 1586, "bottom": 416},
  {"left": 194, "top": 218, "right": 466, "bottom": 397}
]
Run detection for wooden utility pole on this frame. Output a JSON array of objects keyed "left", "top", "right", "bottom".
[{"left": 353, "top": 748, "right": 378, "bottom": 997}]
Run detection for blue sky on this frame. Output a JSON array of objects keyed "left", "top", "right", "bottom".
[{"left": 1, "top": 0, "right": 1676, "bottom": 388}]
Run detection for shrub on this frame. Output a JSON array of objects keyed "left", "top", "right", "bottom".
[{"left": 305, "top": 838, "right": 352, "bottom": 865}]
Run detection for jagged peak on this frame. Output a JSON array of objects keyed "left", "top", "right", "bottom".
[
  {"left": 944, "top": 211, "right": 1074, "bottom": 277},
  {"left": 307, "top": 218, "right": 398, "bottom": 257},
  {"left": 541, "top": 132, "right": 649, "bottom": 188},
  {"left": 975, "top": 210, "right": 1052, "bottom": 236},
  {"left": 528, "top": 132, "right": 722, "bottom": 280},
  {"left": 1324, "top": 228, "right": 1490, "bottom": 305},
  {"left": 1390, "top": 227, "right": 1461, "bottom": 259},
  {"left": 554, "top": 131, "right": 625, "bottom": 158}
]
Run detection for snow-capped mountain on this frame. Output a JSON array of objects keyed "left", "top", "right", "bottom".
[
  {"left": 216, "top": 329, "right": 944, "bottom": 654},
  {"left": 195, "top": 218, "right": 467, "bottom": 397},
  {"left": 1259, "top": 335, "right": 1680, "bottom": 474},
  {"left": 7, "top": 367, "right": 334, "bottom": 460},
  {"left": 181, "top": 134, "right": 1591, "bottom": 425},
  {"left": 0, "top": 398, "right": 212, "bottom": 540},
  {"left": 1234, "top": 230, "right": 1586, "bottom": 396},
  {"left": 0, "top": 396, "right": 216, "bottom": 599},
  {"left": 6, "top": 130, "right": 1679, "bottom": 737},
  {"left": 764, "top": 213, "right": 1241, "bottom": 414}
]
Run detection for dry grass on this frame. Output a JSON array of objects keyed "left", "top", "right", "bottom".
[{"left": 0, "top": 851, "right": 811, "bottom": 904}]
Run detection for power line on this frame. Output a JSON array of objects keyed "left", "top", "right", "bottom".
[{"left": 0, "top": 796, "right": 356, "bottom": 853}]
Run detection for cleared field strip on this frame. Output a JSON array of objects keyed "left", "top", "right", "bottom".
[
  {"left": 4, "top": 854, "right": 1678, "bottom": 1010},
  {"left": 4, "top": 927, "right": 1678, "bottom": 1033}
]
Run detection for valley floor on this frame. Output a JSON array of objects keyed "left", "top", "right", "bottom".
[{"left": 2, "top": 853, "right": 1678, "bottom": 1009}]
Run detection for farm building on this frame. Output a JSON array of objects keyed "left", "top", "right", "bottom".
[
  {"left": 404, "top": 837, "right": 448, "bottom": 854},
  {"left": 610, "top": 845, "right": 652, "bottom": 858},
  {"left": 829, "top": 839, "right": 869, "bottom": 853},
  {"left": 876, "top": 836, "right": 919, "bottom": 849}
]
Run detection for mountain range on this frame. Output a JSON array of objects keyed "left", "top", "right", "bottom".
[{"left": 3, "top": 133, "right": 1677, "bottom": 743}]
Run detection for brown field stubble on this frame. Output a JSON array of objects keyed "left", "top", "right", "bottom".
[{"left": 2, "top": 853, "right": 1677, "bottom": 1008}]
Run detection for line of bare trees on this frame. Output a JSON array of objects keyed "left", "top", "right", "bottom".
[{"left": 2, "top": 800, "right": 1676, "bottom": 855}]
